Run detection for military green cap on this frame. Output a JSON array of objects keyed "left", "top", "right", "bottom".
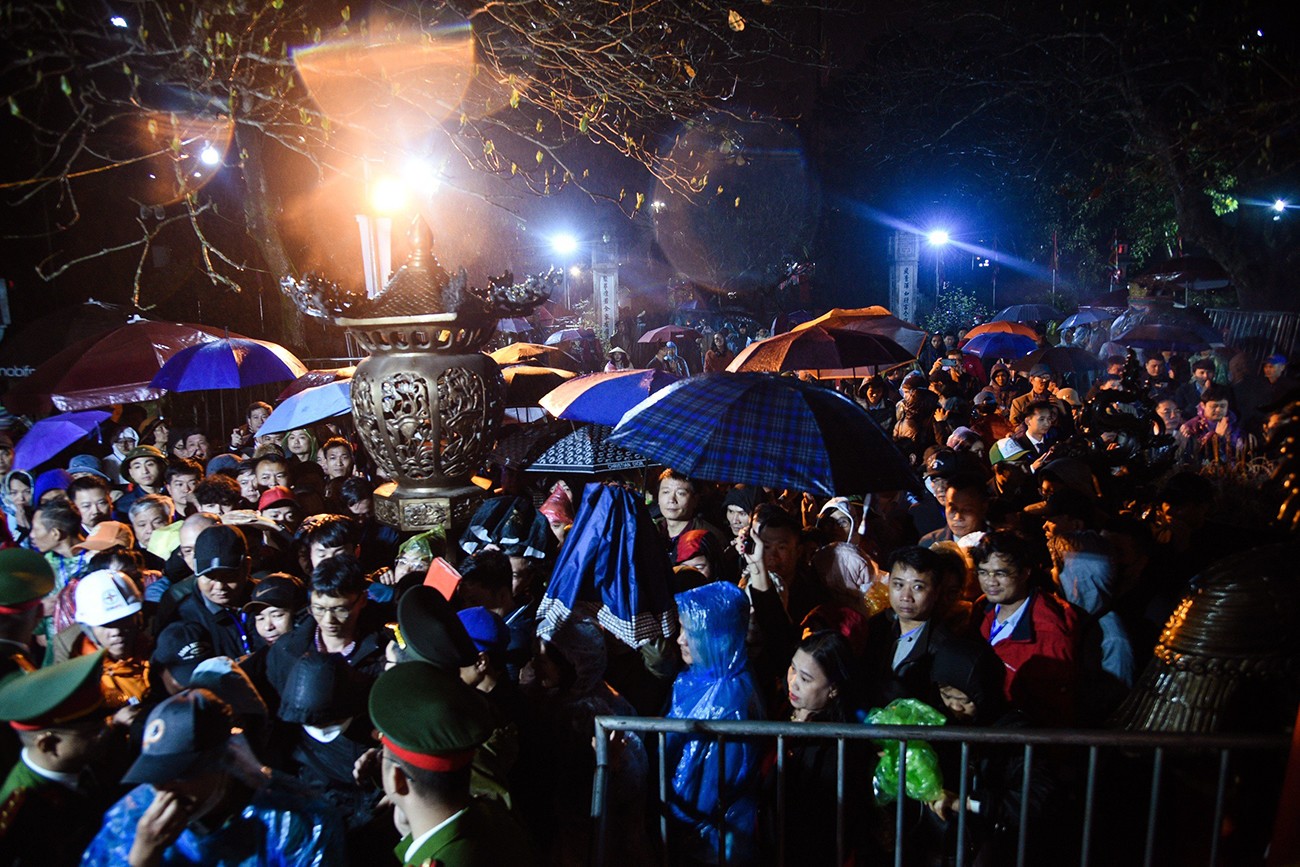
[
  {"left": 0, "top": 548, "right": 56, "bottom": 608},
  {"left": 396, "top": 585, "right": 479, "bottom": 672},
  {"left": 0, "top": 650, "right": 105, "bottom": 729},
  {"left": 369, "top": 662, "right": 490, "bottom": 772}
]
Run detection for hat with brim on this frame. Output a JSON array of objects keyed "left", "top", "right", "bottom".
[
  {"left": 242, "top": 573, "right": 305, "bottom": 615},
  {"left": 151, "top": 624, "right": 213, "bottom": 686},
  {"left": 122, "top": 688, "right": 233, "bottom": 785},
  {"left": 0, "top": 650, "right": 105, "bottom": 729},
  {"left": 0, "top": 548, "right": 56, "bottom": 608},
  {"left": 67, "top": 454, "right": 111, "bottom": 482},
  {"left": 397, "top": 585, "right": 480, "bottom": 672},
  {"left": 370, "top": 662, "right": 491, "bottom": 773},
  {"left": 1028, "top": 364, "right": 1054, "bottom": 379},
  {"left": 257, "top": 486, "right": 296, "bottom": 512},
  {"left": 193, "top": 525, "right": 248, "bottom": 578},
  {"left": 989, "top": 437, "right": 1031, "bottom": 465},
  {"left": 73, "top": 520, "right": 136, "bottom": 553}
]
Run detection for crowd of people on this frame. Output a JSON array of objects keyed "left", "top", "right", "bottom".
[{"left": 0, "top": 317, "right": 1295, "bottom": 866}]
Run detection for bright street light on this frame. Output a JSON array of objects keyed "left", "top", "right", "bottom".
[
  {"left": 370, "top": 176, "right": 409, "bottom": 215},
  {"left": 551, "top": 233, "right": 579, "bottom": 256},
  {"left": 927, "top": 229, "right": 950, "bottom": 246},
  {"left": 569, "top": 265, "right": 581, "bottom": 277},
  {"left": 199, "top": 145, "right": 221, "bottom": 167}
]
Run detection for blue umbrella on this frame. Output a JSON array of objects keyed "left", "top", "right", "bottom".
[
  {"left": 545, "top": 327, "right": 595, "bottom": 346},
  {"left": 12, "top": 410, "right": 111, "bottom": 471},
  {"left": 991, "top": 304, "right": 1060, "bottom": 323},
  {"left": 259, "top": 380, "right": 352, "bottom": 436},
  {"left": 1060, "top": 308, "right": 1111, "bottom": 329},
  {"left": 536, "top": 482, "right": 677, "bottom": 648},
  {"left": 538, "top": 369, "right": 679, "bottom": 426},
  {"left": 961, "top": 331, "right": 1038, "bottom": 361},
  {"left": 149, "top": 337, "right": 307, "bottom": 391},
  {"left": 610, "top": 373, "right": 916, "bottom": 497}
]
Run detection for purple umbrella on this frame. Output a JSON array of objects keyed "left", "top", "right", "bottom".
[
  {"left": 961, "top": 332, "right": 1038, "bottom": 361},
  {"left": 539, "top": 369, "right": 679, "bottom": 426},
  {"left": 12, "top": 410, "right": 112, "bottom": 471},
  {"left": 150, "top": 337, "right": 308, "bottom": 391}
]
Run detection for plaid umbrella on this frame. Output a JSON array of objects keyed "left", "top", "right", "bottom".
[
  {"left": 726, "top": 326, "right": 913, "bottom": 374},
  {"left": 961, "top": 332, "right": 1038, "bottom": 361},
  {"left": 539, "top": 369, "right": 679, "bottom": 426},
  {"left": 991, "top": 304, "right": 1060, "bottom": 323},
  {"left": 610, "top": 373, "right": 916, "bottom": 497}
]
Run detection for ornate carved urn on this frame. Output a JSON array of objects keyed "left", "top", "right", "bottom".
[{"left": 321, "top": 218, "right": 551, "bottom": 531}]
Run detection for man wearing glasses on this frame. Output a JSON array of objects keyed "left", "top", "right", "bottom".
[
  {"left": 970, "top": 530, "right": 1081, "bottom": 727},
  {"left": 266, "top": 553, "right": 389, "bottom": 704}
]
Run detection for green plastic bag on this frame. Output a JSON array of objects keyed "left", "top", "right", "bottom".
[{"left": 865, "top": 698, "right": 946, "bottom": 804}]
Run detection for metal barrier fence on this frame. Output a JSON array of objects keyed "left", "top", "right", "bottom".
[{"left": 590, "top": 716, "right": 1287, "bottom": 867}]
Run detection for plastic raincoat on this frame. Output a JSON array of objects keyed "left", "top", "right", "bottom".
[
  {"left": 666, "top": 581, "right": 762, "bottom": 864},
  {"left": 81, "top": 775, "right": 344, "bottom": 866}
]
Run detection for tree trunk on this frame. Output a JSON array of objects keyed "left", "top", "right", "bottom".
[{"left": 236, "top": 122, "right": 309, "bottom": 350}]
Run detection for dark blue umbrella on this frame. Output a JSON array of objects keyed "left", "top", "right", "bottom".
[
  {"left": 539, "top": 368, "right": 679, "bottom": 426},
  {"left": 610, "top": 373, "right": 916, "bottom": 497},
  {"left": 991, "top": 304, "right": 1060, "bottom": 323},
  {"left": 259, "top": 380, "right": 351, "bottom": 436},
  {"left": 961, "top": 331, "right": 1038, "bottom": 361},
  {"left": 536, "top": 482, "right": 678, "bottom": 648},
  {"left": 149, "top": 337, "right": 307, "bottom": 392},
  {"left": 12, "top": 410, "right": 111, "bottom": 471}
]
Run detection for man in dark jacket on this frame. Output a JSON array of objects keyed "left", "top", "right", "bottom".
[
  {"left": 266, "top": 554, "right": 389, "bottom": 703},
  {"left": 156, "top": 525, "right": 261, "bottom": 662}
]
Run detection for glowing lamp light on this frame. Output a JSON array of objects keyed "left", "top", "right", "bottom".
[
  {"left": 405, "top": 157, "right": 442, "bottom": 198},
  {"left": 199, "top": 145, "right": 221, "bottom": 167},
  {"left": 927, "top": 229, "right": 950, "bottom": 246},
  {"left": 569, "top": 265, "right": 582, "bottom": 277},
  {"left": 551, "top": 233, "right": 579, "bottom": 255},
  {"left": 1272, "top": 199, "right": 1287, "bottom": 213},
  {"left": 110, "top": 15, "right": 128, "bottom": 28},
  {"left": 370, "top": 176, "right": 409, "bottom": 215}
]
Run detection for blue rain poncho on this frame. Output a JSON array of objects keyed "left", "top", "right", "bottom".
[
  {"left": 81, "top": 776, "right": 345, "bottom": 866},
  {"left": 536, "top": 482, "right": 678, "bottom": 648},
  {"left": 665, "top": 581, "right": 762, "bottom": 864}
]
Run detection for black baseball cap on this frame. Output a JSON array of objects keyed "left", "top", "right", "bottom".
[
  {"left": 242, "top": 573, "right": 306, "bottom": 615},
  {"left": 150, "top": 624, "right": 213, "bottom": 686},
  {"left": 193, "top": 525, "right": 249, "bottom": 577},
  {"left": 122, "top": 688, "right": 234, "bottom": 785}
]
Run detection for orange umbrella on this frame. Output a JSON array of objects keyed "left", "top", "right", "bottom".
[
  {"left": 793, "top": 307, "right": 926, "bottom": 356},
  {"left": 963, "top": 321, "right": 1036, "bottom": 340}
]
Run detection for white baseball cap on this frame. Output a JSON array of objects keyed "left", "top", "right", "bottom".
[{"left": 74, "top": 569, "right": 143, "bottom": 627}]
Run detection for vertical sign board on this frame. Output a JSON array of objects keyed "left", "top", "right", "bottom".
[
  {"left": 592, "top": 237, "right": 619, "bottom": 341},
  {"left": 889, "top": 231, "right": 920, "bottom": 323}
]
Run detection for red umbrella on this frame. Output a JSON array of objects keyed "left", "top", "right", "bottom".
[
  {"left": 638, "top": 325, "right": 701, "bottom": 344},
  {"left": 727, "top": 326, "right": 914, "bottom": 374},
  {"left": 3, "top": 320, "right": 232, "bottom": 414}
]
